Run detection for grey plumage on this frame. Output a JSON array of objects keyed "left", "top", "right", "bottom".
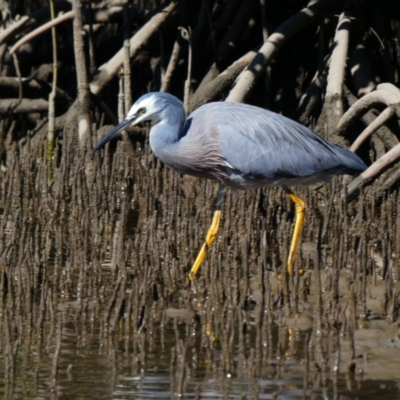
[{"left": 93, "top": 92, "right": 366, "bottom": 189}]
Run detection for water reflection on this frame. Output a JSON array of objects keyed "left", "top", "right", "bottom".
[{"left": 1, "top": 305, "right": 398, "bottom": 399}]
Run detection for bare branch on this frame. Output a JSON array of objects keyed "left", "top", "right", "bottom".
[
  {"left": 160, "top": 39, "right": 181, "bottom": 93},
  {"left": 226, "top": 0, "right": 340, "bottom": 103},
  {"left": 348, "top": 143, "right": 400, "bottom": 196},
  {"left": 336, "top": 90, "right": 400, "bottom": 134},
  {"left": 178, "top": 26, "right": 192, "bottom": 115},
  {"left": 350, "top": 107, "right": 396, "bottom": 152},
  {"left": 10, "top": 11, "right": 74, "bottom": 55},
  {"left": 0, "top": 1, "right": 72, "bottom": 46},
  {"left": 0, "top": 77, "right": 72, "bottom": 107},
  {"left": 123, "top": 0, "right": 132, "bottom": 112},
  {"left": 325, "top": 11, "right": 351, "bottom": 119},
  {"left": 0, "top": 16, "right": 29, "bottom": 46},
  {"left": 72, "top": 0, "right": 92, "bottom": 149},
  {"left": 90, "top": 1, "right": 178, "bottom": 96},
  {"left": 190, "top": 49, "right": 258, "bottom": 111},
  {"left": 47, "top": 0, "right": 58, "bottom": 181},
  {"left": 0, "top": 99, "right": 49, "bottom": 114}
]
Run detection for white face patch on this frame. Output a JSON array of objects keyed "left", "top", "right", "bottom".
[{"left": 127, "top": 96, "right": 156, "bottom": 118}]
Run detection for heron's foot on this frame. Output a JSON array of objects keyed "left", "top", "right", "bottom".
[
  {"left": 288, "top": 254, "right": 305, "bottom": 276},
  {"left": 188, "top": 210, "right": 221, "bottom": 281}
]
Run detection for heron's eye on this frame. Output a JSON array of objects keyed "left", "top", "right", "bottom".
[{"left": 138, "top": 107, "right": 146, "bottom": 115}]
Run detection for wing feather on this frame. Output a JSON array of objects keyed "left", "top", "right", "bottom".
[{"left": 188, "top": 102, "right": 365, "bottom": 180}]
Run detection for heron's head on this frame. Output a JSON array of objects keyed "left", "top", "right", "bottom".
[{"left": 92, "top": 92, "right": 184, "bottom": 154}]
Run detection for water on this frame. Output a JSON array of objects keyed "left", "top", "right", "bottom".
[{"left": 0, "top": 131, "right": 400, "bottom": 399}]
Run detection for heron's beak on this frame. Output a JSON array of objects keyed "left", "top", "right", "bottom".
[{"left": 92, "top": 114, "right": 139, "bottom": 154}]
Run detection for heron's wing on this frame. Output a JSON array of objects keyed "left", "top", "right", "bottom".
[{"left": 195, "top": 102, "right": 365, "bottom": 180}]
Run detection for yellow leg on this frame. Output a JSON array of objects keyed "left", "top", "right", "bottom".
[
  {"left": 189, "top": 183, "right": 225, "bottom": 281},
  {"left": 189, "top": 210, "right": 221, "bottom": 281},
  {"left": 286, "top": 190, "right": 306, "bottom": 275}
]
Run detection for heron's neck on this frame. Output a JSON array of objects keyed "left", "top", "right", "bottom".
[{"left": 149, "top": 109, "right": 185, "bottom": 161}]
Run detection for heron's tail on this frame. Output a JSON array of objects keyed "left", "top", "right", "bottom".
[{"left": 332, "top": 146, "right": 367, "bottom": 175}]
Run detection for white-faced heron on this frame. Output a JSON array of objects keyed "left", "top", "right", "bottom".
[{"left": 92, "top": 92, "right": 366, "bottom": 280}]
